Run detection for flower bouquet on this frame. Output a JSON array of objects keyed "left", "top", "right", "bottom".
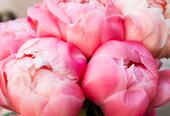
[{"left": 0, "top": 0, "right": 170, "bottom": 116}]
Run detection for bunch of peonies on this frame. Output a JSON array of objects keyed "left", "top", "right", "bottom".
[{"left": 0, "top": 0, "right": 170, "bottom": 116}]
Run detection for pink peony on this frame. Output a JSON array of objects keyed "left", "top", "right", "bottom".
[
  {"left": 82, "top": 40, "right": 170, "bottom": 116},
  {"left": 111, "top": 0, "right": 170, "bottom": 58},
  {"left": 0, "top": 38, "right": 86, "bottom": 116},
  {"left": 0, "top": 18, "right": 35, "bottom": 61},
  {"left": 124, "top": 8, "right": 170, "bottom": 58},
  {"left": 27, "top": 0, "right": 124, "bottom": 57}
]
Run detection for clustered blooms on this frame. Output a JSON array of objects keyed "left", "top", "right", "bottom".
[{"left": 0, "top": 0, "right": 170, "bottom": 116}]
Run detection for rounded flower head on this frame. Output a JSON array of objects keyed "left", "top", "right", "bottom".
[
  {"left": 0, "top": 18, "right": 35, "bottom": 60},
  {"left": 124, "top": 8, "right": 170, "bottom": 58},
  {"left": 82, "top": 40, "right": 159, "bottom": 116},
  {"left": 111, "top": 0, "right": 170, "bottom": 58},
  {"left": 0, "top": 38, "right": 86, "bottom": 116},
  {"left": 27, "top": 0, "right": 124, "bottom": 57}
]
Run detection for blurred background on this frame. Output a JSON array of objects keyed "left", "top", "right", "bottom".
[
  {"left": 0, "top": 0, "right": 169, "bottom": 116},
  {"left": 0, "top": 0, "right": 39, "bottom": 22}
]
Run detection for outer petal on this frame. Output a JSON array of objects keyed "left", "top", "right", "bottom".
[
  {"left": 82, "top": 57, "right": 127, "bottom": 104},
  {"left": 153, "top": 70, "right": 170, "bottom": 107},
  {"left": 42, "top": 95, "right": 83, "bottom": 116},
  {"left": 27, "top": 7, "right": 61, "bottom": 38},
  {"left": 102, "top": 89, "right": 149, "bottom": 116}
]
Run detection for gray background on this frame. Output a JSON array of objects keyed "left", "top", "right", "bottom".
[{"left": 157, "top": 58, "right": 170, "bottom": 116}]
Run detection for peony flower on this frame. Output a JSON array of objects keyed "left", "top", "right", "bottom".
[
  {"left": 124, "top": 8, "right": 170, "bottom": 58},
  {"left": 27, "top": 0, "right": 124, "bottom": 57},
  {"left": 82, "top": 40, "right": 170, "bottom": 116},
  {"left": 0, "top": 38, "right": 86, "bottom": 116},
  {"left": 108, "top": 0, "right": 170, "bottom": 58},
  {"left": 0, "top": 18, "right": 35, "bottom": 61}
]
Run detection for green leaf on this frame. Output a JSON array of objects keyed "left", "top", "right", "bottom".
[
  {"left": 79, "top": 100, "right": 104, "bottom": 116},
  {"left": 2, "top": 112, "right": 16, "bottom": 116}
]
